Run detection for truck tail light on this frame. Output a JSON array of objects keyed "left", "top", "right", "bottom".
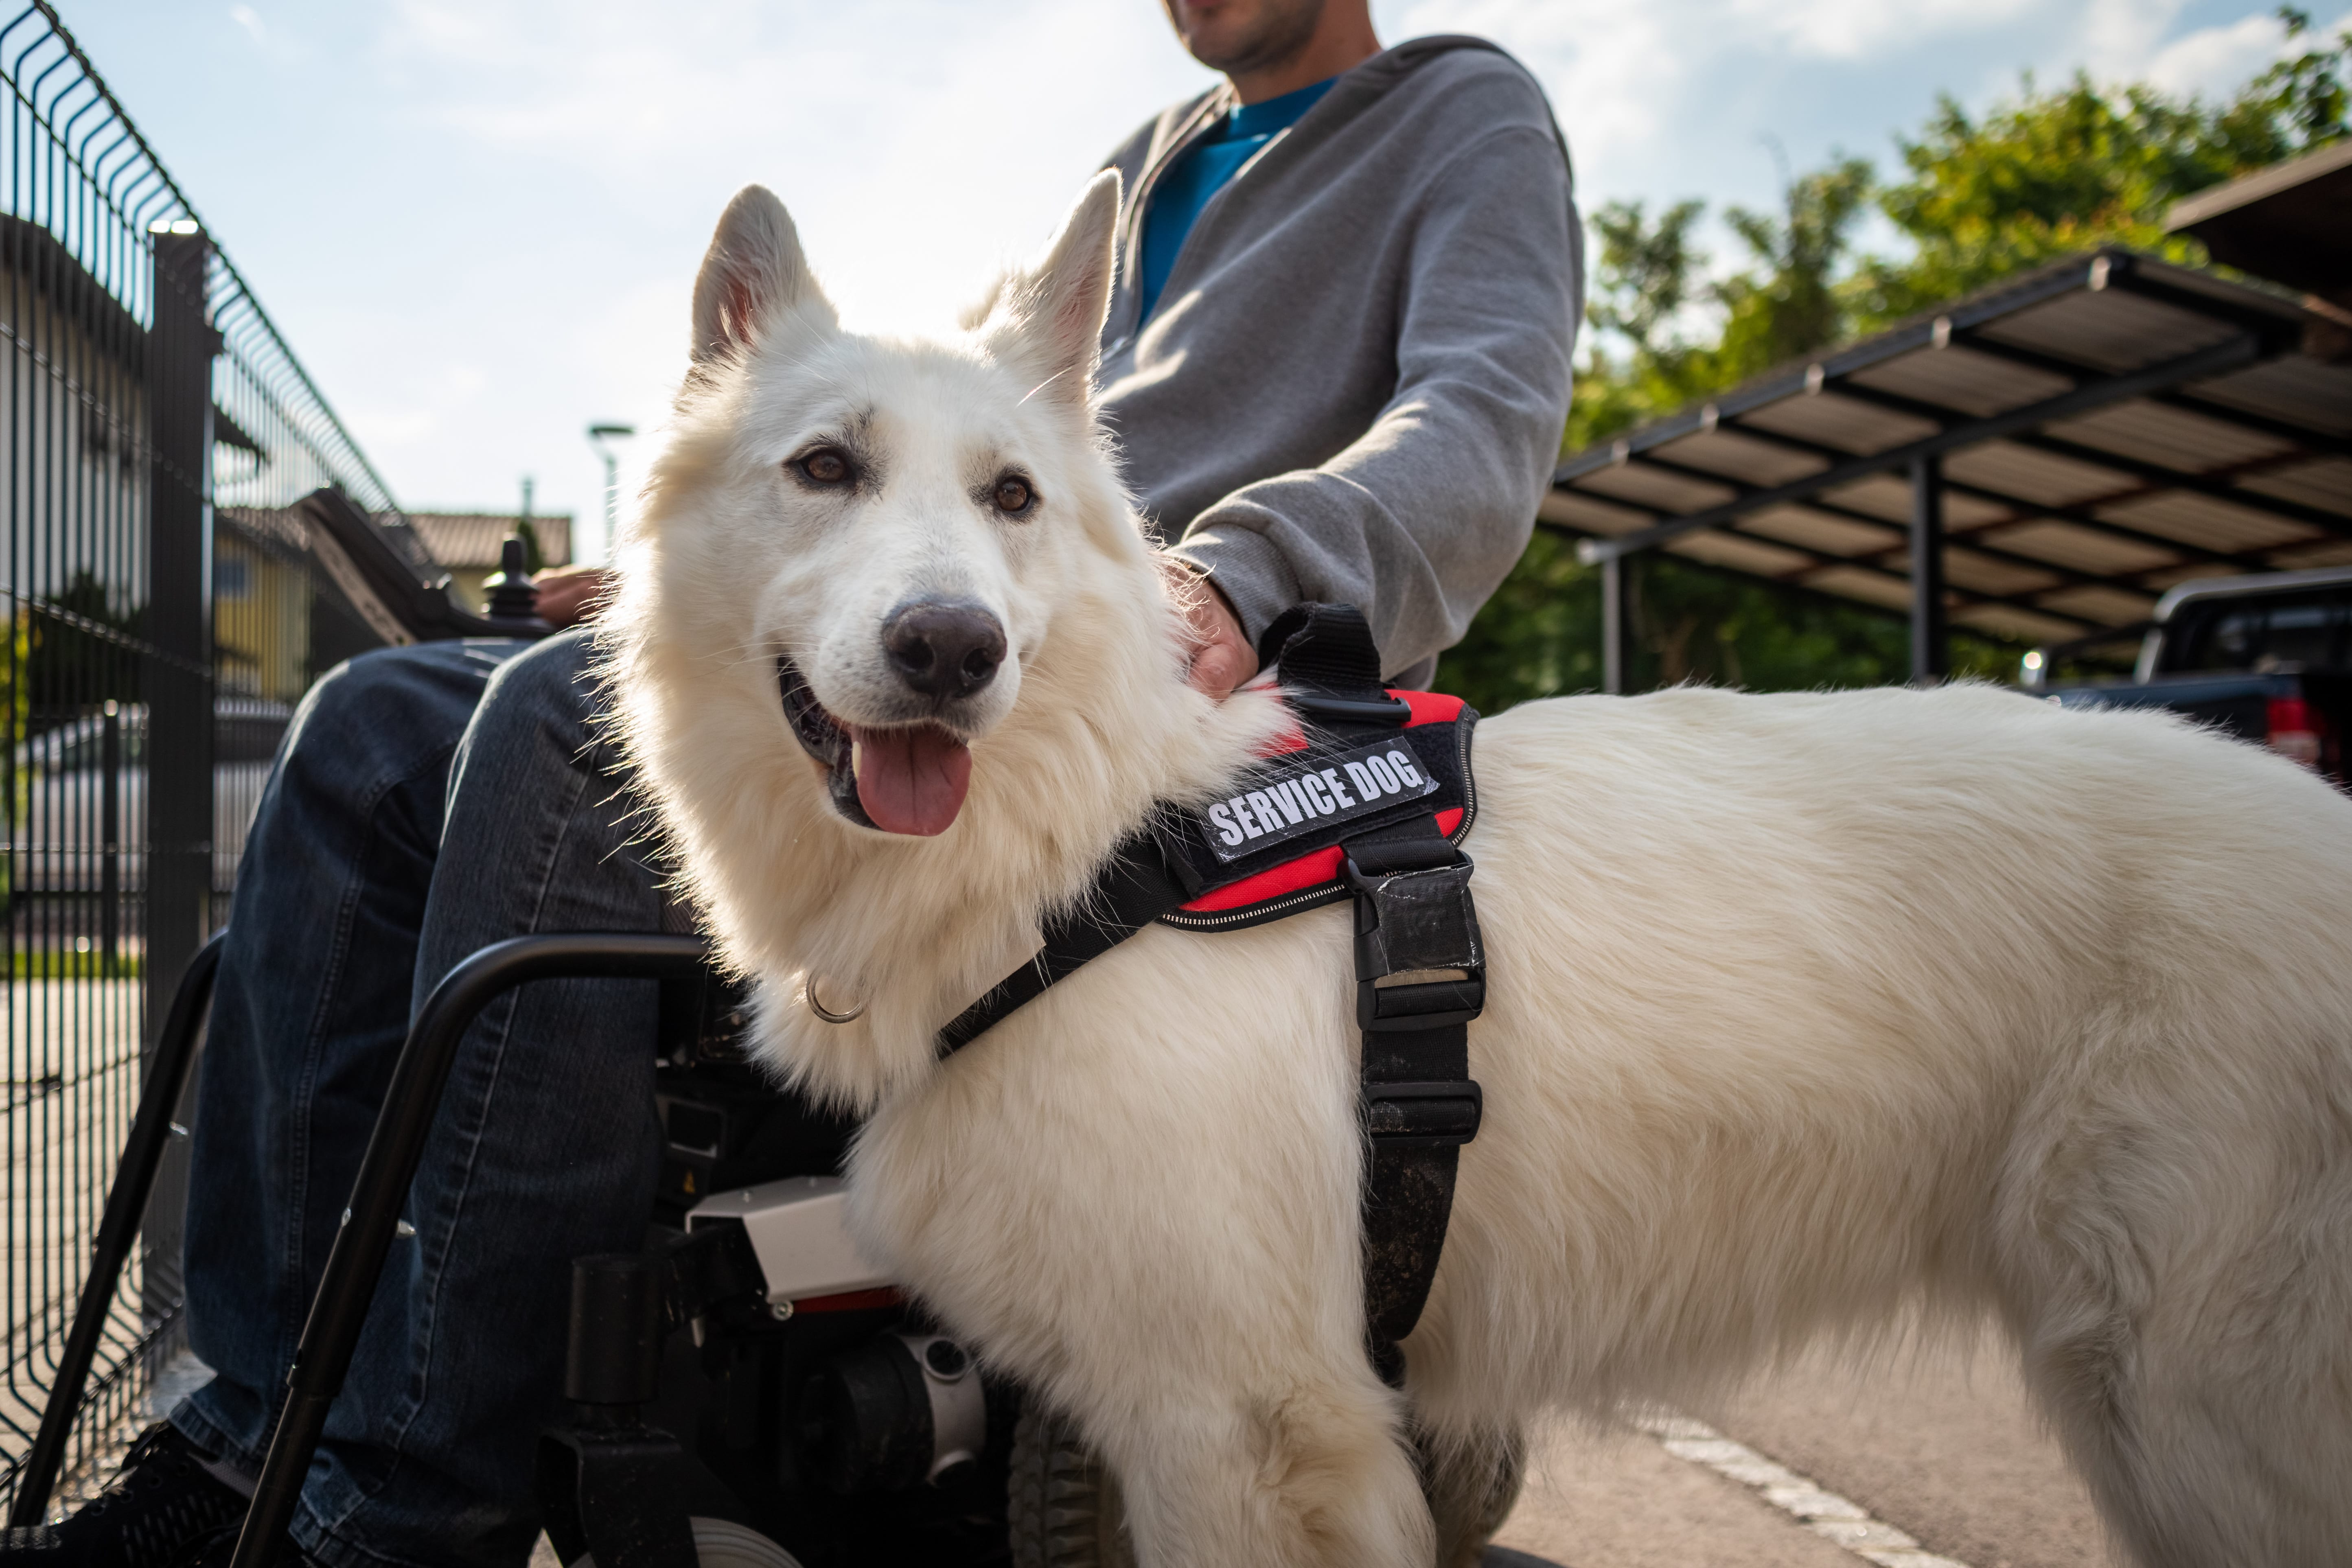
[{"left": 2265, "top": 695, "right": 2325, "bottom": 768}]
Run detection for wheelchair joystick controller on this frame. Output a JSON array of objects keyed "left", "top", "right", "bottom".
[{"left": 481, "top": 535, "right": 552, "bottom": 635}]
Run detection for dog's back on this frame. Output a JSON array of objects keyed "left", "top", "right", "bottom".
[{"left": 1423, "top": 682, "right": 2352, "bottom": 1566}]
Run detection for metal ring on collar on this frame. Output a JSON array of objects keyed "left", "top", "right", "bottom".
[{"left": 806, "top": 978, "right": 866, "bottom": 1025}]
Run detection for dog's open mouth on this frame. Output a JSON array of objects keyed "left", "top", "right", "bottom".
[{"left": 778, "top": 658, "right": 972, "bottom": 837}]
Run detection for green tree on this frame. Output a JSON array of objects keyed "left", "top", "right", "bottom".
[
  {"left": 1559, "top": 162, "right": 1872, "bottom": 458},
  {"left": 1439, "top": 12, "right": 2352, "bottom": 714},
  {"left": 1715, "top": 158, "right": 1875, "bottom": 377},
  {"left": 1458, "top": 165, "right": 1910, "bottom": 710},
  {"left": 1857, "top": 9, "right": 2350, "bottom": 319}
]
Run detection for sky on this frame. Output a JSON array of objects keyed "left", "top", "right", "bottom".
[{"left": 50, "top": 0, "right": 2347, "bottom": 563}]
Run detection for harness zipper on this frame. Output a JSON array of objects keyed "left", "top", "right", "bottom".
[{"left": 1159, "top": 883, "right": 1348, "bottom": 931}]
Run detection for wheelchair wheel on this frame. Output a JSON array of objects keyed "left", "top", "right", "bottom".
[
  {"left": 1004, "top": 1406, "right": 1133, "bottom": 1568},
  {"left": 568, "top": 1516, "right": 804, "bottom": 1568}
]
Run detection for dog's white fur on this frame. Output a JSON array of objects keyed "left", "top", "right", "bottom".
[{"left": 606, "top": 176, "right": 2352, "bottom": 1568}]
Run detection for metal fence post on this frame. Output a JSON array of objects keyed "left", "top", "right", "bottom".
[
  {"left": 102, "top": 701, "right": 122, "bottom": 972},
  {"left": 141, "top": 228, "right": 218, "bottom": 1323},
  {"left": 144, "top": 228, "right": 217, "bottom": 1012}
]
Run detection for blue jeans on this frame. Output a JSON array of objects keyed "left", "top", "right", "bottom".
[{"left": 173, "top": 630, "right": 679, "bottom": 1568}]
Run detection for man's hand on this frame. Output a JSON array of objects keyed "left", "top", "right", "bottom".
[
  {"left": 1166, "top": 561, "right": 1260, "bottom": 699},
  {"left": 531, "top": 566, "right": 615, "bottom": 631}
]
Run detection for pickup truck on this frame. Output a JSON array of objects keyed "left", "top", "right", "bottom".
[{"left": 2021, "top": 565, "right": 2352, "bottom": 782}]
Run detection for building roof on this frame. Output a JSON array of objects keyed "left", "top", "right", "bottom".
[
  {"left": 2166, "top": 140, "right": 2352, "bottom": 301},
  {"left": 1, "top": 214, "right": 145, "bottom": 373},
  {"left": 1544, "top": 249, "right": 2352, "bottom": 647},
  {"left": 403, "top": 512, "right": 573, "bottom": 570}
]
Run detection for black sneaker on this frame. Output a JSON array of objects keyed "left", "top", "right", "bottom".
[{"left": 0, "top": 1424, "right": 248, "bottom": 1566}]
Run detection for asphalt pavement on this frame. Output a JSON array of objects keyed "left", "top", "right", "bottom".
[{"left": 1490, "top": 1326, "right": 2111, "bottom": 1568}]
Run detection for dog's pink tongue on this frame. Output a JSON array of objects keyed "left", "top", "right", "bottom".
[{"left": 851, "top": 725, "right": 971, "bottom": 836}]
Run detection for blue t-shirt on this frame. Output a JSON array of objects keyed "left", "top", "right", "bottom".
[{"left": 1137, "top": 77, "right": 1335, "bottom": 325}]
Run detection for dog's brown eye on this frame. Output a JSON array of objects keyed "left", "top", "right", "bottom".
[
  {"left": 798, "top": 449, "right": 851, "bottom": 485},
  {"left": 994, "top": 476, "right": 1033, "bottom": 514}
]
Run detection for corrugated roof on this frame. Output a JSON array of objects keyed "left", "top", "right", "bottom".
[
  {"left": 2166, "top": 140, "right": 2352, "bottom": 300},
  {"left": 402, "top": 512, "right": 573, "bottom": 570},
  {"left": 1548, "top": 250, "right": 2352, "bottom": 648}
]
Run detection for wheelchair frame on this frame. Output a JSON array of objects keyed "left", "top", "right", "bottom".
[{"left": 24, "top": 932, "right": 1034, "bottom": 1568}]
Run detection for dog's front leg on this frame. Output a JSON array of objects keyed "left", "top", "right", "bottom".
[
  {"left": 1100, "top": 1377, "right": 1435, "bottom": 1568},
  {"left": 1417, "top": 1422, "right": 1526, "bottom": 1568}
]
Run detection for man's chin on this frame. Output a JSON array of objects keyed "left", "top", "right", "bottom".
[{"left": 1175, "top": 0, "right": 1323, "bottom": 76}]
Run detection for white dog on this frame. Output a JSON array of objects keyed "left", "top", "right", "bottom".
[{"left": 604, "top": 174, "right": 2352, "bottom": 1568}]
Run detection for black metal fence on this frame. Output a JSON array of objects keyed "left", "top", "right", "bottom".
[{"left": 2, "top": 0, "right": 400, "bottom": 1511}]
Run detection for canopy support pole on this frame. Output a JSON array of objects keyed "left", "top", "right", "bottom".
[
  {"left": 1601, "top": 553, "right": 1627, "bottom": 695},
  {"left": 1911, "top": 455, "right": 1949, "bottom": 684}
]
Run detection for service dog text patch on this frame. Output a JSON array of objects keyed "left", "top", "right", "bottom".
[{"left": 1197, "top": 738, "right": 1440, "bottom": 863}]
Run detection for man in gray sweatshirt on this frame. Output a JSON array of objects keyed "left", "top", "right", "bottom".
[
  {"left": 1117, "top": 3, "right": 1580, "bottom": 693},
  {"left": 6, "top": 5, "right": 1579, "bottom": 1566}
]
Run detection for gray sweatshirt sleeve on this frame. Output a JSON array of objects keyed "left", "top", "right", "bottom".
[{"left": 1166, "top": 124, "right": 1580, "bottom": 679}]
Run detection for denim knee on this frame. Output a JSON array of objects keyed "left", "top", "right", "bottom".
[
  {"left": 280, "top": 642, "right": 526, "bottom": 804},
  {"left": 463, "top": 629, "right": 605, "bottom": 766}
]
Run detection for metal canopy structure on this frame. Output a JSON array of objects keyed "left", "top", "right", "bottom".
[
  {"left": 2167, "top": 140, "right": 2352, "bottom": 301},
  {"left": 1540, "top": 249, "right": 2352, "bottom": 690}
]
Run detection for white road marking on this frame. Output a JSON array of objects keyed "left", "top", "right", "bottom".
[{"left": 1633, "top": 1409, "right": 1978, "bottom": 1568}]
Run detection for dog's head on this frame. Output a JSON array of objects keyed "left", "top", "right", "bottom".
[
  {"left": 608, "top": 174, "right": 1287, "bottom": 1101},
  {"left": 637, "top": 171, "right": 1148, "bottom": 839}
]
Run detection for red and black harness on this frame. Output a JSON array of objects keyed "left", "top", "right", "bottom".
[{"left": 937, "top": 604, "right": 1485, "bottom": 1380}]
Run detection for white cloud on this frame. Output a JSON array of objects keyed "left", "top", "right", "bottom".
[
  {"left": 2071, "top": 0, "right": 2194, "bottom": 80},
  {"left": 1730, "top": 0, "right": 2043, "bottom": 63},
  {"left": 1384, "top": 0, "right": 1673, "bottom": 178},
  {"left": 2140, "top": 4, "right": 2352, "bottom": 96},
  {"left": 226, "top": 2, "right": 308, "bottom": 62},
  {"left": 2142, "top": 10, "right": 2291, "bottom": 93}
]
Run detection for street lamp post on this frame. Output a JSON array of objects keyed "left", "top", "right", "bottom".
[{"left": 586, "top": 422, "right": 636, "bottom": 565}]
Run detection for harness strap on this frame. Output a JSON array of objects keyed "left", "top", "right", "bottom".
[
  {"left": 935, "top": 838, "right": 1183, "bottom": 1055},
  {"left": 935, "top": 603, "right": 1483, "bottom": 1383},
  {"left": 1340, "top": 816, "right": 1483, "bottom": 1376}
]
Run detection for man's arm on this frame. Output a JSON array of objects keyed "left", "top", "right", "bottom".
[{"left": 1167, "top": 122, "right": 1580, "bottom": 679}]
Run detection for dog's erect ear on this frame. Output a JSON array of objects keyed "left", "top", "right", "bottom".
[
  {"left": 691, "top": 185, "right": 834, "bottom": 363},
  {"left": 979, "top": 170, "right": 1122, "bottom": 407}
]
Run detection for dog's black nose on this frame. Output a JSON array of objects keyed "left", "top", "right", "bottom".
[{"left": 883, "top": 600, "right": 1007, "bottom": 702}]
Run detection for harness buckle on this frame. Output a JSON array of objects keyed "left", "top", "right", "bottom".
[
  {"left": 1363, "top": 1080, "right": 1485, "bottom": 1147},
  {"left": 1345, "top": 848, "right": 1486, "bottom": 1148},
  {"left": 1358, "top": 973, "right": 1486, "bottom": 1032},
  {"left": 1342, "top": 854, "right": 1486, "bottom": 1031}
]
